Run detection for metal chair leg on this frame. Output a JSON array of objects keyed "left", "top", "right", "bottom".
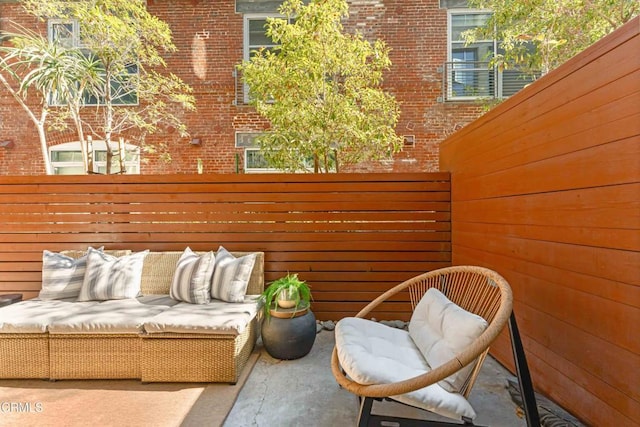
[
  {"left": 509, "top": 311, "right": 541, "bottom": 427},
  {"left": 358, "top": 396, "right": 374, "bottom": 427}
]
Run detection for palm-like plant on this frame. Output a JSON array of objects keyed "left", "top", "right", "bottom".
[{"left": 0, "top": 26, "right": 104, "bottom": 174}]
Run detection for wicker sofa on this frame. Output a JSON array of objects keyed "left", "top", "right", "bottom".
[{"left": 0, "top": 249, "right": 264, "bottom": 383}]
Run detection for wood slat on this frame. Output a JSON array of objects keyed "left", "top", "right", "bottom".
[
  {"left": 440, "top": 18, "right": 640, "bottom": 427},
  {"left": 0, "top": 172, "right": 451, "bottom": 331}
]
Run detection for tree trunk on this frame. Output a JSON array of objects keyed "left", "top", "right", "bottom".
[{"left": 36, "top": 123, "right": 54, "bottom": 175}]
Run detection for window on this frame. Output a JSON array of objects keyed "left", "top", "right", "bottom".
[
  {"left": 48, "top": 20, "right": 80, "bottom": 48},
  {"left": 236, "top": 133, "right": 336, "bottom": 173},
  {"left": 47, "top": 19, "right": 138, "bottom": 106},
  {"left": 445, "top": 10, "right": 536, "bottom": 101},
  {"left": 237, "top": 133, "right": 278, "bottom": 173},
  {"left": 239, "top": 14, "right": 295, "bottom": 104},
  {"left": 245, "top": 148, "right": 280, "bottom": 173},
  {"left": 50, "top": 141, "right": 140, "bottom": 175}
]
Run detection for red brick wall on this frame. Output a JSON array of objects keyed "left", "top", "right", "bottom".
[{"left": 0, "top": 0, "right": 483, "bottom": 175}]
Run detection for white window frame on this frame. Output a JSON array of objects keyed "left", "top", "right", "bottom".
[
  {"left": 243, "top": 13, "right": 283, "bottom": 62},
  {"left": 244, "top": 147, "right": 281, "bottom": 173},
  {"left": 47, "top": 19, "right": 81, "bottom": 48},
  {"left": 50, "top": 141, "right": 140, "bottom": 175},
  {"left": 447, "top": 9, "right": 496, "bottom": 101}
]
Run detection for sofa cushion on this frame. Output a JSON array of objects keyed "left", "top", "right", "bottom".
[
  {"left": 39, "top": 247, "right": 130, "bottom": 300},
  {"left": 48, "top": 295, "right": 178, "bottom": 335},
  {"left": 169, "top": 247, "right": 215, "bottom": 304},
  {"left": 408, "top": 288, "right": 488, "bottom": 393},
  {"left": 77, "top": 249, "right": 149, "bottom": 301},
  {"left": 335, "top": 317, "right": 477, "bottom": 421},
  {"left": 0, "top": 299, "right": 99, "bottom": 333},
  {"left": 143, "top": 296, "right": 260, "bottom": 335},
  {"left": 211, "top": 246, "right": 257, "bottom": 303},
  {"left": 39, "top": 249, "right": 94, "bottom": 300}
]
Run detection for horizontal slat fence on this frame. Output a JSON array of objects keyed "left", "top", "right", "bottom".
[
  {"left": 0, "top": 173, "right": 451, "bottom": 320},
  {"left": 439, "top": 18, "right": 639, "bottom": 427}
]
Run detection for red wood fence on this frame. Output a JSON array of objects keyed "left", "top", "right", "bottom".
[
  {"left": 0, "top": 173, "right": 451, "bottom": 320},
  {"left": 440, "top": 17, "right": 639, "bottom": 427}
]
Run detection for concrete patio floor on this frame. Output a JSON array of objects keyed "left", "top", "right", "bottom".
[{"left": 224, "top": 329, "right": 529, "bottom": 427}]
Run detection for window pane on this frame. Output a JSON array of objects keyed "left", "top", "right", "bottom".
[
  {"left": 54, "top": 166, "right": 85, "bottom": 175},
  {"left": 451, "top": 13, "right": 491, "bottom": 42},
  {"left": 246, "top": 149, "right": 271, "bottom": 169},
  {"left": 51, "top": 22, "right": 75, "bottom": 47},
  {"left": 236, "top": 133, "right": 260, "bottom": 148},
  {"left": 51, "top": 151, "right": 84, "bottom": 162},
  {"left": 249, "top": 19, "right": 274, "bottom": 47},
  {"left": 94, "top": 151, "right": 107, "bottom": 162},
  {"left": 112, "top": 64, "right": 139, "bottom": 105}
]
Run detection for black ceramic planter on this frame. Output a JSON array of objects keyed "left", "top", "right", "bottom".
[{"left": 261, "top": 309, "right": 316, "bottom": 360}]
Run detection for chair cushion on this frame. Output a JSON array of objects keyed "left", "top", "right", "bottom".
[
  {"left": 409, "top": 288, "right": 488, "bottom": 393},
  {"left": 169, "top": 247, "right": 215, "bottom": 304},
  {"left": 143, "top": 296, "right": 260, "bottom": 335},
  {"left": 0, "top": 299, "right": 99, "bottom": 333},
  {"left": 48, "top": 295, "right": 178, "bottom": 335},
  {"left": 335, "top": 317, "right": 477, "bottom": 421},
  {"left": 77, "top": 248, "right": 149, "bottom": 301},
  {"left": 210, "top": 246, "right": 257, "bottom": 303}
]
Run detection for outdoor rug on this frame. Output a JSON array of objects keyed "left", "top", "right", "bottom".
[{"left": 0, "top": 351, "right": 260, "bottom": 427}]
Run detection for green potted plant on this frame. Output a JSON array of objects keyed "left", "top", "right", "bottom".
[
  {"left": 261, "top": 273, "right": 312, "bottom": 318},
  {"left": 260, "top": 272, "right": 316, "bottom": 360}
]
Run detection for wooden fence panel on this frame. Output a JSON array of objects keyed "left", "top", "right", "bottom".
[
  {"left": 439, "top": 18, "right": 640, "bottom": 427},
  {"left": 0, "top": 172, "right": 451, "bottom": 320}
]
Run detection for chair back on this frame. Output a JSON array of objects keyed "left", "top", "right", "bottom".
[{"left": 402, "top": 266, "right": 513, "bottom": 396}]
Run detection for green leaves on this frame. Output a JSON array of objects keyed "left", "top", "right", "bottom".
[
  {"left": 465, "top": 0, "right": 639, "bottom": 75},
  {"left": 261, "top": 273, "right": 312, "bottom": 318},
  {"left": 239, "top": 0, "right": 402, "bottom": 173}
]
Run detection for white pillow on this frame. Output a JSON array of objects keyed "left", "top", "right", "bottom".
[
  {"left": 170, "top": 247, "right": 215, "bottom": 304},
  {"left": 408, "top": 288, "right": 488, "bottom": 393},
  {"left": 77, "top": 248, "right": 149, "bottom": 301},
  {"left": 39, "top": 249, "right": 92, "bottom": 300},
  {"left": 39, "top": 247, "right": 110, "bottom": 300},
  {"left": 210, "top": 246, "right": 257, "bottom": 303}
]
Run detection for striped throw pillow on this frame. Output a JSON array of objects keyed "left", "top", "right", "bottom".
[
  {"left": 169, "top": 247, "right": 215, "bottom": 304},
  {"left": 77, "top": 248, "right": 149, "bottom": 301},
  {"left": 210, "top": 246, "right": 257, "bottom": 303},
  {"left": 39, "top": 248, "right": 101, "bottom": 300}
]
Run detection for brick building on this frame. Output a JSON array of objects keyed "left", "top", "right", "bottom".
[{"left": 0, "top": 0, "right": 530, "bottom": 175}]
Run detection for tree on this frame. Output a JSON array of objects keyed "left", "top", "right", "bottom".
[
  {"left": 464, "top": 0, "right": 639, "bottom": 75},
  {"left": 4, "top": 0, "right": 196, "bottom": 174},
  {"left": 0, "top": 27, "right": 102, "bottom": 174},
  {"left": 239, "top": 0, "right": 403, "bottom": 173}
]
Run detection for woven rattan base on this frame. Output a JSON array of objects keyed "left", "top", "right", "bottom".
[
  {"left": 141, "top": 319, "right": 257, "bottom": 383},
  {"left": 49, "top": 334, "right": 141, "bottom": 380},
  {"left": 0, "top": 334, "right": 49, "bottom": 379}
]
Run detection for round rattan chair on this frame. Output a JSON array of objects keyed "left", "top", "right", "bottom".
[{"left": 331, "top": 265, "right": 513, "bottom": 426}]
